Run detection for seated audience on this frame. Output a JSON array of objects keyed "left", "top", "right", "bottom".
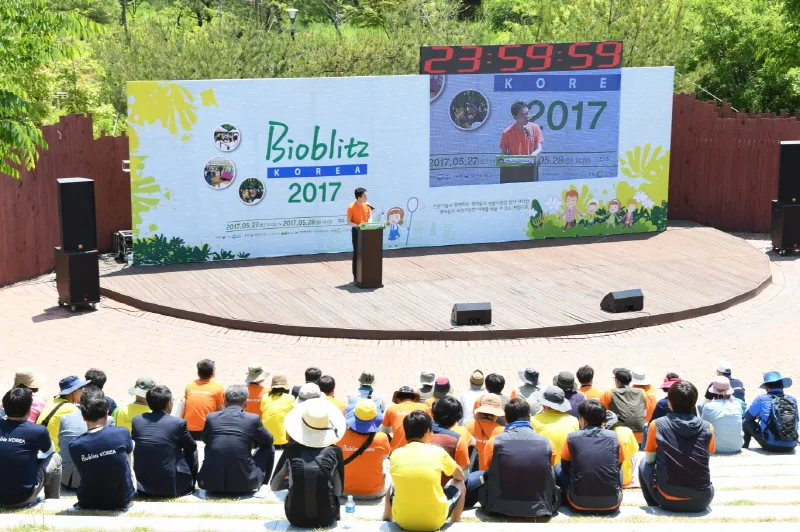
[
  {"left": 555, "top": 371, "right": 585, "bottom": 418},
  {"left": 295, "top": 383, "right": 322, "bottom": 405},
  {"left": 531, "top": 386, "right": 579, "bottom": 465},
  {"left": 184, "top": 359, "right": 225, "bottom": 440},
  {"left": 640, "top": 381, "right": 715, "bottom": 512},
  {"left": 0, "top": 388, "right": 62, "bottom": 508},
  {"left": 417, "top": 370, "right": 436, "bottom": 402},
  {"left": 382, "top": 386, "right": 431, "bottom": 450},
  {"left": 652, "top": 374, "right": 681, "bottom": 421},
  {"left": 510, "top": 367, "right": 540, "bottom": 402},
  {"left": 557, "top": 400, "right": 624, "bottom": 513},
  {"left": 291, "top": 366, "right": 322, "bottom": 398},
  {"left": 85, "top": 368, "right": 117, "bottom": 415},
  {"left": 601, "top": 368, "right": 647, "bottom": 444},
  {"left": 701, "top": 377, "right": 744, "bottom": 454},
  {"left": 132, "top": 386, "right": 198, "bottom": 497},
  {"left": 576, "top": 365, "right": 603, "bottom": 400},
  {"left": 337, "top": 399, "right": 391, "bottom": 499},
  {"left": 347, "top": 371, "right": 387, "bottom": 413},
  {"left": 425, "top": 377, "right": 452, "bottom": 407},
  {"left": 431, "top": 396, "right": 471, "bottom": 471},
  {"left": 58, "top": 387, "right": 115, "bottom": 489},
  {"left": 458, "top": 370, "right": 485, "bottom": 424},
  {"left": 271, "top": 398, "right": 345, "bottom": 528},
  {"left": 384, "top": 410, "right": 466, "bottom": 530},
  {"left": 479, "top": 373, "right": 510, "bottom": 409},
  {"left": 113, "top": 377, "right": 155, "bottom": 432},
  {"left": 318, "top": 375, "right": 346, "bottom": 413},
  {"left": 14, "top": 369, "right": 46, "bottom": 423},
  {"left": 743, "top": 372, "right": 798, "bottom": 453},
  {"left": 244, "top": 363, "right": 269, "bottom": 416},
  {"left": 704, "top": 361, "right": 746, "bottom": 405},
  {"left": 39, "top": 375, "right": 91, "bottom": 451},
  {"left": 69, "top": 389, "right": 135, "bottom": 510},
  {"left": 606, "top": 411, "right": 639, "bottom": 487},
  {"left": 631, "top": 368, "right": 657, "bottom": 422},
  {"left": 466, "top": 394, "right": 505, "bottom": 471},
  {"left": 199, "top": 385, "right": 274, "bottom": 494},
  {"left": 261, "top": 374, "right": 294, "bottom": 447}
]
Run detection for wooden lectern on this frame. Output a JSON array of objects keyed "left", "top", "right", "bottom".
[{"left": 356, "top": 223, "right": 384, "bottom": 288}]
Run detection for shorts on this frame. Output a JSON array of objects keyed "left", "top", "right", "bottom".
[{"left": 391, "top": 484, "right": 462, "bottom": 518}]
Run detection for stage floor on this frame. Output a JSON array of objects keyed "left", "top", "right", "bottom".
[{"left": 100, "top": 226, "right": 771, "bottom": 340}]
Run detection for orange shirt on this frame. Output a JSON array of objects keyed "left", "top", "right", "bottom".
[
  {"left": 499, "top": 123, "right": 543, "bottom": 155},
  {"left": 327, "top": 395, "right": 346, "bottom": 414},
  {"left": 578, "top": 385, "right": 604, "bottom": 401},
  {"left": 432, "top": 425, "right": 471, "bottom": 469},
  {"left": 337, "top": 429, "right": 391, "bottom": 495},
  {"left": 425, "top": 397, "right": 436, "bottom": 408},
  {"left": 484, "top": 432, "right": 556, "bottom": 470},
  {"left": 382, "top": 401, "right": 432, "bottom": 450},
  {"left": 467, "top": 418, "right": 504, "bottom": 471},
  {"left": 645, "top": 420, "right": 716, "bottom": 500},
  {"left": 634, "top": 385, "right": 658, "bottom": 422},
  {"left": 347, "top": 201, "right": 372, "bottom": 225},
  {"left": 246, "top": 383, "right": 267, "bottom": 416},
  {"left": 184, "top": 379, "right": 225, "bottom": 432}
]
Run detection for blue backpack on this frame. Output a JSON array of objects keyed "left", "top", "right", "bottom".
[{"left": 767, "top": 394, "right": 799, "bottom": 442}]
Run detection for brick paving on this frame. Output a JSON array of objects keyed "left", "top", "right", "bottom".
[{"left": 0, "top": 232, "right": 798, "bottom": 407}]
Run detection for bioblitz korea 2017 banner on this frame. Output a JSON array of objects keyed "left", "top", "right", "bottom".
[{"left": 127, "top": 65, "right": 673, "bottom": 266}]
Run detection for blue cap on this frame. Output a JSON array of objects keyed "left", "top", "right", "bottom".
[
  {"left": 760, "top": 372, "right": 793, "bottom": 389},
  {"left": 58, "top": 375, "right": 91, "bottom": 396}
]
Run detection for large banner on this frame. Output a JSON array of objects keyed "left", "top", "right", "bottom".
[{"left": 128, "top": 64, "right": 673, "bottom": 265}]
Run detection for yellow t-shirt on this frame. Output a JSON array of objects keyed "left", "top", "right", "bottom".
[
  {"left": 390, "top": 442, "right": 458, "bottom": 531},
  {"left": 614, "top": 426, "right": 639, "bottom": 486},
  {"left": 530, "top": 410, "right": 580, "bottom": 465},
  {"left": 113, "top": 401, "right": 151, "bottom": 432},
  {"left": 261, "top": 392, "right": 295, "bottom": 445},
  {"left": 326, "top": 395, "right": 346, "bottom": 414},
  {"left": 38, "top": 398, "right": 78, "bottom": 452}
]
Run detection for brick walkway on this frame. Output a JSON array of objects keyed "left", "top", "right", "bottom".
[{"left": 1, "top": 232, "right": 797, "bottom": 406}]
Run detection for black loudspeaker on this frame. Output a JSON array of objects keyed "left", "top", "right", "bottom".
[
  {"left": 600, "top": 289, "right": 644, "bottom": 313},
  {"left": 57, "top": 177, "right": 97, "bottom": 252},
  {"left": 771, "top": 200, "right": 800, "bottom": 255},
  {"left": 55, "top": 247, "right": 100, "bottom": 308},
  {"left": 452, "top": 302, "right": 492, "bottom": 325},
  {"left": 778, "top": 141, "right": 800, "bottom": 202}
]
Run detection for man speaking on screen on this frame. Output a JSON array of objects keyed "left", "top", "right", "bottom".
[
  {"left": 347, "top": 188, "right": 373, "bottom": 283},
  {"left": 499, "top": 101, "right": 544, "bottom": 183}
]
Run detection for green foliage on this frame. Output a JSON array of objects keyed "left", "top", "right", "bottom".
[{"left": 133, "top": 234, "right": 247, "bottom": 265}]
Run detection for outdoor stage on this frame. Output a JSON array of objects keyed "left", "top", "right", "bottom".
[{"left": 99, "top": 226, "right": 771, "bottom": 340}]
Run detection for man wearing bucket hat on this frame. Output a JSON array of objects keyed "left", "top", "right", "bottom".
[
  {"left": 295, "top": 383, "right": 322, "bottom": 405},
  {"left": 600, "top": 369, "right": 647, "bottom": 444},
  {"left": 244, "top": 363, "right": 269, "bottom": 416},
  {"left": 703, "top": 361, "right": 746, "bottom": 406},
  {"left": 554, "top": 371, "right": 585, "bottom": 418},
  {"left": 346, "top": 371, "right": 387, "bottom": 413},
  {"left": 467, "top": 394, "right": 505, "bottom": 471},
  {"left": 700, "top": 377, "right": 744, "bottom": 454},
  {"left": 425, "top": 377, "right": 453, "bottom": 407},
  {"left": 458, "top": 370, "right": 485, "bottom": 425},
  {"left": 743, "top": 371, "right": 798, "bottom": 453},
  {"left": 38, "top": 375, "right": 91, "bottom": 451},
  {"left": 261, "top": 375, "right": 295, "bottom": 447},
  {"left": 511, "top": 368, "right": 540, "bottom": 402},
  {"left": 382, "top": 386, "right": 431, "bottom": 451},
  {"left": 417, "top": 370, "right": 436, "bottom": 402},
  {"left": 631, "top": 368, "right": 657, "bottom": 423},
  {"left": 112, "top": 377, "right": 156, "bottom": 432},
  {"left": 336, "top": 399, "right": 391, "bottom": 499},
  {"left": 13, "top": 368, "right": 46, "bottom": 423},
  {"left": 531, "top": 386, "right": 579, "bottom": 465},
  {"left": 271, "top": 398, "right": 345, "bottom": 528}
]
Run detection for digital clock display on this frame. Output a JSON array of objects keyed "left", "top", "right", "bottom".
[{"left": 420, "top": 42, "right": 623, "bottom": 75}]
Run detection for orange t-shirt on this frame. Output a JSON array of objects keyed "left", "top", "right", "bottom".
[
  {"left": 184, "top": 379, "right": 225, "bottom": 432},
  {"left": 327, "top": 395, "right": 346, "bottom": 414},
  {"left": 347, "top": 201, "right": 372, "bottom": 225},
  {"left": 499, "top": 123, "right": 544, "bottom": 155},
  {"left": 467, "top": 418, "right": 504, "bottom": 471},
  {"left": 245, "top": 383, "right": 267, "bottom": 416},
  {"left": 337, "top": 429, "right": 391, "bottom": 495},
  {"left": 578, "top": 385, "right": 604, "bottom": 401},
  {"left": 645, "top": 420, "right": 715, "bottom": 500},
  {"left": 634, "top": 385, "right": 658, "bottom": 422},
  {"left": 382, "top": 401, "right": 432, "bottom": 450}
]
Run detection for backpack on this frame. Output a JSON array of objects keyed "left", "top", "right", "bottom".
[
  {"left": 284, "top": 444, "right": 341, "bottom": 528},
  {"left": 609, "top": 387, "right": 647, "bottom": 432},
  {"left": 767, "top": 394, "right": 799, "bottom": 442}
]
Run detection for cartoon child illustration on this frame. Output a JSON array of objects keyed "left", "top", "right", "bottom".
[
  {"left": 584, "top": 200, "right": 599, "bottom": 228},
  {"left": 385, "top": 206, "right": 405, "bottom": 248},
  {"left": 558, "top": 190, "right": 583, "bottom": 232},
  {"left": 622, "top": 200, "right": 637, "bottom": 228},
  {"left": 606, "top": 199, "right": 622, "bottom": 227}
]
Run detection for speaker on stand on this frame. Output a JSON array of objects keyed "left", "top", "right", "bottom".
[{"left": 772, "top": 142, "right": 800, "bottom": 255}]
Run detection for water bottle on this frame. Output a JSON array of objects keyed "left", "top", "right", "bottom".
[{"left": 343, "top": 495, "right": 356, "bottom": 528}]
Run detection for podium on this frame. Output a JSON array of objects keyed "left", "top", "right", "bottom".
[{"left": 356, "top": 223, "right": 384, "bottom": 288}]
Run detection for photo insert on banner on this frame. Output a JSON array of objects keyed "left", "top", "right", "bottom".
[{"left": 204, "top": 157, "right": 236, "bottom": 189}]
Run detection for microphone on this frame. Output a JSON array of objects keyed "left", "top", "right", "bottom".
[
  {"left": 523, "top": 126, "right": 531, "bottom": 140},
  {"left": 367, "top": 205, "right": 375, "bottom": 211}
]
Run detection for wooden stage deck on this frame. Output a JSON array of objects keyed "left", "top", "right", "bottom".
[{"left": 99, "top": 226, "right": 772, "bottom": 340}]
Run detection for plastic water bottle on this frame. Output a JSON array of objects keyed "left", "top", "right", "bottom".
[{"left": 343, "top": 495, "right": 356, "bottom": 528}]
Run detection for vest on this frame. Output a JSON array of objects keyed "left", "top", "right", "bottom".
[
  {"left": 654, "top": 414, "right": 714, "bottom": 500},
  {"left": 480, "top": 425, "right": 560, "bottom": 517},
  {"left": 565, "top": 427, "right": 622, "bottom": 511},
  {"left": 283, "top": 444, "right": 342, "bottom": 528},
  {"left": 430, "top": 423, "right": 461, "bottom": 486},
  {"left": 609, "top": 386, "right": 647, "bottom": 432}
]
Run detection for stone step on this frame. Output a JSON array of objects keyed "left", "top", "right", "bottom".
[
  {"left": 621, "top": 489, "right": 800, "bottom": 505},
  {"left": 712, "top": 475, "right": 800, "bottom": 489},
  {"left": 710, "top": 465, "right": 800, "bottom": 477}
]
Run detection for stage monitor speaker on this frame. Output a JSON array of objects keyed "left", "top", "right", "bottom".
[
  {"left": 600, "top": 289, "right": 644, "bottom": 313},
  {"left": 452, "top": 302, "right": 492, "bottom": 325},
  {"left": 778, "top": 141, "right": 800, "bottom": 202},
  {"left": 55, "top": 247, "right": 99, "bottom": 307},
  {"left": 771, "top": 200, "right": 800, "bottom": 254},
  {"left": 57, "top": 177, "right": 97, "bottom": 252}
]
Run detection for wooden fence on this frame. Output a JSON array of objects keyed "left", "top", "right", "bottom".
[{"left": 0, "top": 114, "right": 130, "bottom": 287}]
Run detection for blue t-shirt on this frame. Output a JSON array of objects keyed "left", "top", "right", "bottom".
[
  {"left": 69, "top": 426, "right": 135, "bottom": 509},
  {"left": 0, "top": 419, "right": 51, "bottom": 505}
]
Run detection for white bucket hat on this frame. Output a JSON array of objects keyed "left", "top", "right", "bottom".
[
  {"left": 631, "top": 367, "right": 651, "bottom": 386},
  {"left": 285, "top": 398, "right": 346, "bottom": 448}
]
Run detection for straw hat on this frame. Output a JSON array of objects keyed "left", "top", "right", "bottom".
[
  {"left": 271, "top": 375, "right": 290, "bottom": 392},
  {"left": 475, "top": 393, "right": 504, "bottom": 417},
  {"left": 285, "top": 398, "right": 346, "bottom": 448},
  {"left": 469, "top": 370, "right": 485, "bottom": 390},
  {"left": 14, "top": 368, "right": 42, "bottom": 390}
]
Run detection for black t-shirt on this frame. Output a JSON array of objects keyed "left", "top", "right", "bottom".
[
  {"left": 0, "top": 419, "right": 51, "bottom": 505},
  {"left": 69, "top": 426, "right": 135, "bottom": 509}
]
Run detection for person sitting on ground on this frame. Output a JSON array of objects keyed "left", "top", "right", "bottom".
[
  {"left": 576, "top": 366, "right": 603, "bottom": 400},
  {"left": 417, "top": 370, "right": 436, "bottom": 402},
  {"left": 601, "top": 368, "right": 647, "bottom": 444},
  {"left": 199, "top": 385, "right": 274, "bottom": 495},
  {"left": 85, "top": 368, "right": 117, "bottom": 415},
  {"left": 384, "top": 410, "right": 467, "bottom": 530},
  {"left": 531, "top": 386, "right": 579, "bottom": 465},
  {"left": 271, "top": 398, "right": 345, "bottom": 528},
  {"left": 244, "top": 363, "right": 269, "bottom": 416},
  {"left": 337, "top": 399, "right": 391, "bottom": 499},
  {"left": 557, "top": 400, "right": 624, "bottom": 513},
  {"left": 317, "top": 375, "right": 345, "bottom": 413},
  {"left": 382, "top": 386, "right": 432, "bottom": 450},
  {"left": 132, "top": 385, "right": 198, "bottom": 497},
  {"left": 458, "top": 370, "right": 485, "bottom": 425},
  {"left": 704, "top": 361, "right": 746, "bottom": 405},
  {"left": 38, "top": 375, "right": 91, "bottom": 452},
  {"left": 640, "top": 380, "right": 715, "bottom": 512},
  {"left": 555, "top": 371, "right": 585, "bottom": 418},
  {"left": 466, "top": 394, "right": 505, "bottom": 471},
  {"left": 701, "top": 377, "right": 744, "bottom": 454},
  {"left": 631, "top": 367, "right": 657, "bottom": 422},
  {"left": 291, "top": 367, "right": 322, "bottom": 398},
  {"left": 511, "top": 367, "right": 540, "bottom": 402},
  {"left": 652, "top": 374, "right": 681, "bottom": 421},
  {"left": 295, "top": 383, "right": 322, "bottom": 405},
  {"left": 0, "top": 388, "right": 62, "bottom": 508},
  {"left": 425, "top": 377, "right": 453, "bottom": 407},
  {"left": 743, "top": 372, "right": 798, "bottom": 453},
  {"left": 431, "top": 397, "right": 472, "bottom": 472},
  {"left": 13, "top": 369, "right": 46, "bottom": 423},
  {"left": 605, "top": 411, "right": 639, "bottom": 487},
  {"left": 476, "top": 373, "right": 510, "bottom": 410},
  {"left": 468, "top": 398, "right": 560, "bottom": 517},
  {"left": 261, "top": 374, "right": 294, "bottom": 448},
  {"left": 184, "top": 359, "right": 225, "bottom": 441},
  {"left": 113, "top": 377, "right": 155, "bottom": 432},
  {"left": 347, "top": 371, "right": 387, "bottom": 413},
  {"left": 69, "top": 388, "right": 135, "bottom": 510}
]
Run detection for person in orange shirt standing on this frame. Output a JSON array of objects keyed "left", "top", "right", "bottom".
[
  {"left": 244, "top": 363, "right": 269, "bottom": 416},
  {"left": 576, "top": 365, "right": 604, "bottom": 400},
  {"left": 346, "top": 187, "right": 372, "bottom": 282},
  {"left": 382, "top": 386, "right": 431, "bottom": 450},
  {"left": 499, "top": 101, "right": 544, "bottom": 183},
  {"left": 184, "top": 359, "right": 225, "bottom": 440},
  {"left": 337, "top": 400, "right": 391, "bottom": 499}
]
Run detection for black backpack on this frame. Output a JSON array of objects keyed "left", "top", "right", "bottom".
[
  {"left": 767, "top": 393, "right": 799, "bottom": 442},
  {"left": 284, "top": 444, "right": 342, "bottom": 528}
]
